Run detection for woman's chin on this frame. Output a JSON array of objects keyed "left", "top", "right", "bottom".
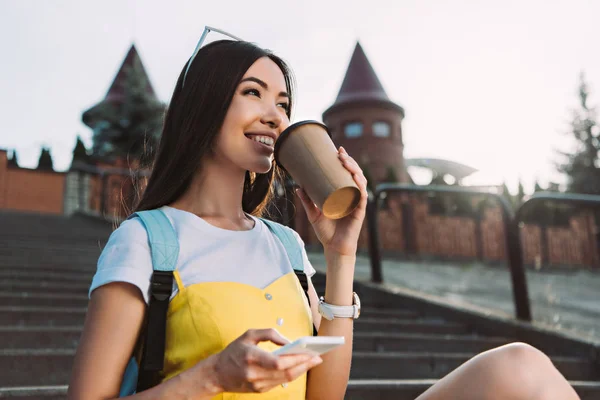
[{"left": 246, "top": 160, "right": 273, "bottom": 175}]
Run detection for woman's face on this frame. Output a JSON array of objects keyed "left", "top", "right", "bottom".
[{"left": 214, "top": 56, "right": 291, "bottom": 174}]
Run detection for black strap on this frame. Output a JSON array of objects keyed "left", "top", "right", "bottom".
[
  {"left": 136, "top": 271, "right": 173, "bottom": 392},
  {"left": 294, "top": 270, "right": 318, "bottom": 336}
]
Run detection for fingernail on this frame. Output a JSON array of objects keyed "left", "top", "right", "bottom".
[{"left": 312, "top": 356, "right": 323, "bottom": 365}]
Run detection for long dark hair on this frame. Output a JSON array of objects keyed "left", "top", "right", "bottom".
[{"left": 134, "top": 40, "right": 295, "bottom": 216}]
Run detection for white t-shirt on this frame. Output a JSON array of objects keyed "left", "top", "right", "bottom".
[{"left": 89, "top": 206, "right": 316, "bottom": 304}]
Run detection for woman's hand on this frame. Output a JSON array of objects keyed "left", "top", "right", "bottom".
[
  {"left": 197, "top": 329, "right": 322, "bottom": 394},
  {"left": 296, "top": 146, "right": 368, "bottom": 257}
]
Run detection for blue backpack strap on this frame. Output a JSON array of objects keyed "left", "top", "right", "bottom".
[
  {"left": 260, "top": 218, "right": 304, "bottom": 273},
  {"left": 130, "top": 210, "right": 179, "bottom": 272},
  {"left": 260, "top": 218, "right": 317, "bottom": 336},
  {"left": 119, "top": 209, "right": 179, "bottom": 396}
]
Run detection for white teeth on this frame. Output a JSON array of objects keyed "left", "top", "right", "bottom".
[{"left": 251, "top": 136, "right": 274, "bottom": 146}]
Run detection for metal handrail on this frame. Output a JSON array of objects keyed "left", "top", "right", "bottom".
[
  {"left": 367, "top": 183, "right": 532, "bottom": 321},
  {"left": 513, "top": 192, "right": 600, "bottom": 268}
]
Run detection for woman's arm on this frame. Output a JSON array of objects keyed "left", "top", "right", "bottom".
[
  {"left": 305, "top": 252, "right": 355, "bottom": 400},
  {"left": 68, "top": 282, "right": 221, "bottom": 399},
  {"left": 297, "top": 146, "right": 368, "bottom": 400}
]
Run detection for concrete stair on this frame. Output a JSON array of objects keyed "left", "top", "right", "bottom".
[{"left": 0, "top": 210, "right": 598, "bottom": 399}]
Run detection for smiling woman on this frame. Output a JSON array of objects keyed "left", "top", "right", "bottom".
[
  {"left": 67, "top": 33, "right": 581, "bottom": 400},
  {"left": 67, "top": 37, "right": 364, "bottom": 400}
]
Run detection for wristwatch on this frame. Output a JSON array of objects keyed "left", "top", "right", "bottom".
[{"left": 318, "top": 292, "right": 361, "bottom": 320}]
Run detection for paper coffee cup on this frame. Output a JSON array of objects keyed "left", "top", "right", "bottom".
[{"left": 274, "top": 120, "right": 361, "bottom": 220}]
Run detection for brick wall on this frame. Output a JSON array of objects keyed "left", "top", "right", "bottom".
[
  {"left": 294, "top": 190, "right": 599, "bottom": 269},
  {"left": 0, "top": 150, "right": 65, "bottom": 215}
]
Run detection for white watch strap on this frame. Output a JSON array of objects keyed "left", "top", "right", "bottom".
[{"left": 318, "top": 299, "right": 359, "bottom": 320}]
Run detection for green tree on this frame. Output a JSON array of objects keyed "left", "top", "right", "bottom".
[
  {"left": 37, "top": 147, "right": 54, "bottom": 171},
  {"left": 72, "top": 135, "right": 90, "bottom": 164},
  {"left": 534, "top": 179, "right": 544, "bottom": 192},
  {"left": 7, "top": 150, "right": 19, "bottom": 168},
  {"left": 558, "top": 73, "right": 600, "bottom": 194},
  {"left": 515, "top": 178, "right": 525, "bottom": 205},
  {"left": 91, "top": 57, "right": 165, "bottom": 162}
]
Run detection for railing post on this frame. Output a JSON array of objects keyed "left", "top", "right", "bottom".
[
  {"left": 497, "top": 196, "right": 532, "bottom": 321},
  {"left": 367, "top": 196, "right": 383, "bottom": 283}
]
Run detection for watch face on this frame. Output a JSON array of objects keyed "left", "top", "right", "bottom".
[{"left": 353, "top": 292, "right": 361, "bottom": 318}]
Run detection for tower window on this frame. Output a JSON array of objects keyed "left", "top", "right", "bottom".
[
  {"left": 373, "top": 121, "right": 391, "bottom": 137},
  {"left": 344, "top": 122, "right": 363, "bottom": 138}
]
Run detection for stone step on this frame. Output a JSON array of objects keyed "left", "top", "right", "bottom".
[
  {"left": 1, "top": 382, "right": 599, "bottom": 400},
  {"left": 0, "top": 385, "right": 68, "bottom": 400},
  {"left": 0, "top": 263, "right": 97, "bottom": 273},
  {"left": 1, "top": 349, "right": 596, "bottom": 387},
  {"left": 354, "top": 318, "right": 469, "bottom": 334},
  {"left": 0, "top": 281, "right": 90, "bottom": 294},
  {"left": 349, "top": 352, "right": 598, "bottom": 381},
  {"left": 0, "top": 327, "right": 82, "bottom": 349},
  {"left": 359, "top": 308, "right": 420, "bottom": 319},
  {"left": 0, "top": 307, "right": 87, "bottom": 326},
  {"left": 0, "top": 292, "right": 89, "bottom": 308},
  {"left": 344, "top": 379, "right": 600, "bottom": 400},
  {"left": 0, "top": 270, "right": 94, "bottom": 283},
  {"left": 0, "top": 258, "right": 98, "bottom": 269},
  {"left": 0, "top": 349, "right": 76, "bottom": 386},
  {"left": 353, "top": 332, "right": 514, "bottom": 354}
]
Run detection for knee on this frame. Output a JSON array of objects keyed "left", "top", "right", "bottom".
[
  {"left": 495, "top": 342, "right": 552, "bottom": 367},
  {"left": 474, "top": 342, "right": 556, "bottom": 397}
]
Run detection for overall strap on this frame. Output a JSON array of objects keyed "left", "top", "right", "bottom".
[
  {"left": 128, "top": 209, "right": 179, "bottom": 392},
  {"left": 260, "top": 218, "right": 317, "bottom": 336}
]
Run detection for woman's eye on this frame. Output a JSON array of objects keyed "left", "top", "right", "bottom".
[
  {"left": 244, "top": 88, "right": 260, "bottom": 97},
  {"left": 278, "top": 102, "right": 290, "bottom": 111}
]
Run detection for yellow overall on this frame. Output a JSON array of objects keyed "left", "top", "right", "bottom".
[{"left": 161, "top": 270, "right": 314, "bottom": 399}]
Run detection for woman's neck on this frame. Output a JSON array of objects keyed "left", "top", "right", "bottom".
[{"left": 168, "top": 159, "right": 254, "bottom": 231}]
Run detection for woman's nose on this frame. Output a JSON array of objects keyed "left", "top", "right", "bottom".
[{"left": 260, "top": 104, "right": 283, "bottom": 129}]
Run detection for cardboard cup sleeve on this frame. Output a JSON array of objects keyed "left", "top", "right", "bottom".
[{"left": 275, "top": 121, "right": 361, "bottom": 219}]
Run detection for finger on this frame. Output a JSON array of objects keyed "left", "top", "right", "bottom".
[
  {"left": 246, "top": 347, "right": 280, "bottom": 370},
  {"left": 281, "top": 356, "right": 324, "bottom": 382},
  {"left": 275, "top": 354, "right": 317, "bottom": 370},
  {"left": 296, "top": 188, "right": 322, "bottom": 223},
  {"left": 246, "top": 354, "right": 315, "bottom": 382},
  {"left": 339, "top": 153, "right": 364, "bottom": 177},
  {"left": 250, "top": 356, "right": 323, "bottom": 389},
  {"left": 243, "top": 328, "right": 290, "bottom": 346}
]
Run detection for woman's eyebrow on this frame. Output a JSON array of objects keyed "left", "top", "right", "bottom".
[{"left": 240, "top": 76, "right": 289, "bottom": 98}]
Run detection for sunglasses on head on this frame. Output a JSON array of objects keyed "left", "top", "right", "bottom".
[{"left": 182, "top": 26, "right": 243, "bottom": 87}]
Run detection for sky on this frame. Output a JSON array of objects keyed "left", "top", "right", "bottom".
[{"left": 1, "top": 0, "right": 599, "bottom": 193}]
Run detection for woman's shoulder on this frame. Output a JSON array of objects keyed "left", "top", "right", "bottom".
[
  {"left": 256, "top": 217, "right": 306, "bottom": 247},
  {"left": 105, "top": 216, "right": 150, "bottom": 249}
]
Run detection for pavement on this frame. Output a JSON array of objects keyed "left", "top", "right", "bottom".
[{"left": 308, "top": 252, "right": 600, "bottom": 341}]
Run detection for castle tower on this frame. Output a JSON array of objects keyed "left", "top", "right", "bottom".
[
  {"left": 82, "top": 44, "right": 159, "bottom": 159},
  {"left": 322, "top": 42, "right": 409, "bottom": 185}
]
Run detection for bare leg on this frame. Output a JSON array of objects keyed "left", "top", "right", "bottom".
[{"left": 417, "top": 342, "right": 580, "bottom": 400}]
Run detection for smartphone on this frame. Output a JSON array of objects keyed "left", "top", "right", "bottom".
[{"left": 272, "top": 336, "right": 345, "bottom": 356}]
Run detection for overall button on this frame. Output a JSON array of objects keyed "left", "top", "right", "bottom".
[
  {"left": 276, "top": 318, "right": 284, "bottom": 326},
  {"left": 281, "top": 383, "right": 288, "bottom": 388},
  {"left": 265, "top": 293, "right": 273, "bottom": 301}
]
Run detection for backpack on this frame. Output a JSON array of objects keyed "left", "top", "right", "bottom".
[{"left": 119, "top": 209, "right": 316, "bottom": 396}]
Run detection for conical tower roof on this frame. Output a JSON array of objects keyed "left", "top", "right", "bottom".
[
  {"left": 83, "top": 44, "right": 158, "bottom": 128},
  {"left": 335, "top": 42, "right": 389, "bottom": 104},
  {"left": 323, "top": 42, "right": 403, "bottom": 118},
  {"left": 104, "top": 44, "right": 157, "bottom": 102}
]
